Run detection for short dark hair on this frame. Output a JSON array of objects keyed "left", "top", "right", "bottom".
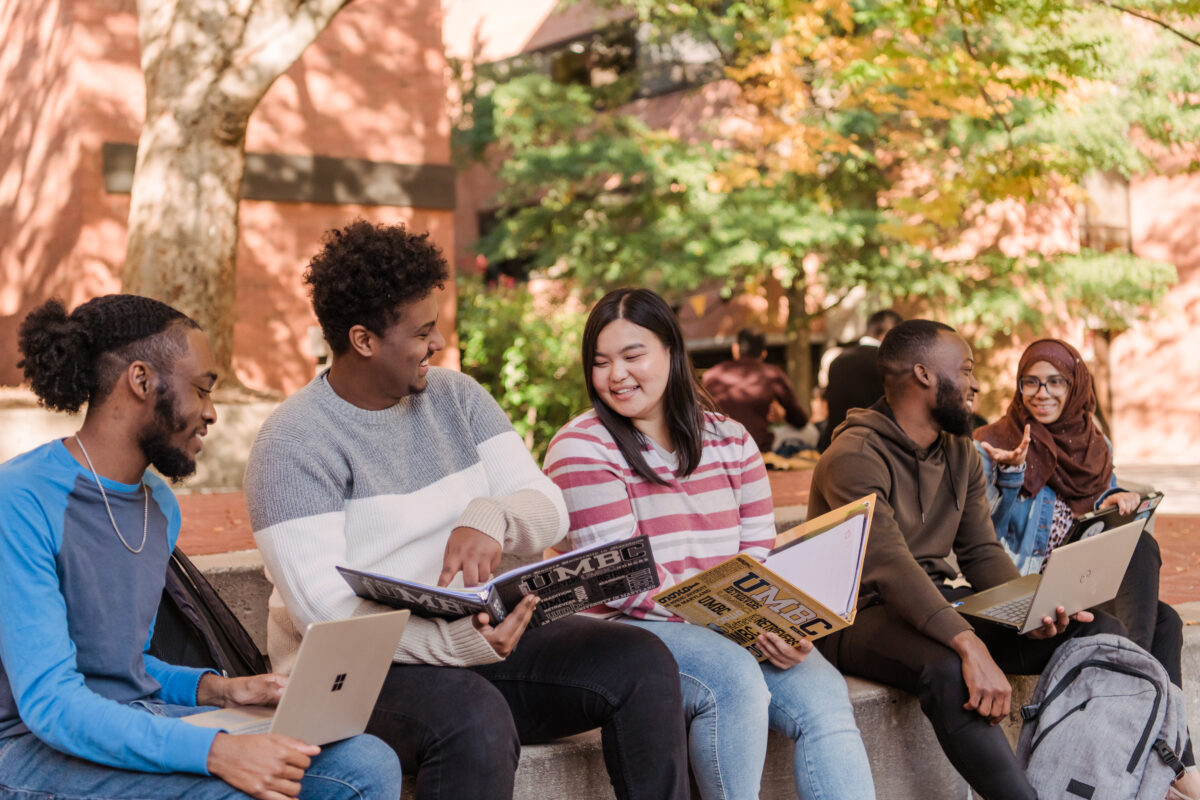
[
  {"left": 866, "top": 309, "right": 903, "bottom": 339},
  {"left": 582, "top": 288, "right": 712, "bottom": 485},
  {"left": 17, "top": 295, "right": 198, "bottom": 413},
  {"left": 305, "top": 220, "right": 449, "bottom": 355},
  {"left": 736, "top": 327, "right": 767, "bottom": 359},
  {"left": 876, "top": 319, "right": 955, "bottom": 389}
]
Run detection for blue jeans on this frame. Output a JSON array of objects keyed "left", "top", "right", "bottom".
[
  {"left": 0, "top": 702, "right": 401, "bottom": 800},
  {"left": 620, "top": 619, "right": 875, "bottom": 800}
]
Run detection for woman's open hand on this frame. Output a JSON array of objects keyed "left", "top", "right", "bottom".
[{"left": 979, "top": 424, "right": 1031, "bottom": 468}]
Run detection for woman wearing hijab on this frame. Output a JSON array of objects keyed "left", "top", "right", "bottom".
[{"left": 974, "top": 338, "right": 1199, "bottom": 798}]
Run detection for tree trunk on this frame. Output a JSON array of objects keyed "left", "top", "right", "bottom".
[
  {"left": 784, "top": 282, "right": 813, "bottom": 408},
  {"left": 1091, "top": 328, "right": 1116, "bottom": 439},
  {"left": 124, "top": 110, "right": 245, "bottom": 382},
  {"left": 124, "top": 0, "right": 352, "bottom": 385}
]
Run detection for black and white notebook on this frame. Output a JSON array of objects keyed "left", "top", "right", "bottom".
[{"left": 338, "top": 535, "right": 659, "bottom": 628}]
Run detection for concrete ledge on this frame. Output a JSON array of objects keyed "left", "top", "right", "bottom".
[{"left": 192, "top": 525, "right": 1197, "bottom": 799}]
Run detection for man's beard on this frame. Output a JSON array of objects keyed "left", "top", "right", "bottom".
[
  {"left": 931, "top": 374, "right": 973, "bottom": 436},
  {"left": 138, "top": 386, "right": 196, "bottom": 482}
]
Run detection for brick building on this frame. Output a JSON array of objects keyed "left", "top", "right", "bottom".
[{"left": 1, "top": 0, "right": 459, "bottom": 395}]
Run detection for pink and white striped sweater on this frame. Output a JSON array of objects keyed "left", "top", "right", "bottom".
[{"left": 543, "top": 410, "right": 776, "bottom": 620}]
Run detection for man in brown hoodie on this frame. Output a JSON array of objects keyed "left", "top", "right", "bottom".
[{"left": 809, "top": 319, "right": 1124, "bottom": 800}]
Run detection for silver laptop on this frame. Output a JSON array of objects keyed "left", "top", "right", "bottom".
[
  {"left": 956, "top": 519, "right": 1145, "bottom": 634},
  {"left": 183, "top": 610, "right": 408, "bottom": 744}
]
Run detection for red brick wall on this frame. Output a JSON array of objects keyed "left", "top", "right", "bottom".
[
  {"left": 1113, "top": 173, "right": 1200, "bottom": 462},
  {"left": 0, "top": 0, "right": 456, "bottom": 394}
]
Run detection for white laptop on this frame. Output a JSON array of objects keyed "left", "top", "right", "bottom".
[
  {"left": 955, "top": 519, "right": 1145, "bottom": 634},
  {"left": 183, "top": 610, "right": 408, "bottom": 744}
]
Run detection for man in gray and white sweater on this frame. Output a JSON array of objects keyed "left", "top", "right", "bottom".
[{"left": 244, "top": 220, "right": 689, "bottom": 800}]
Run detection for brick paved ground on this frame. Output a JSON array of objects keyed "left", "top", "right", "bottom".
[{"left": 177, "top": 469, "right": 1200, "bottom": 605}]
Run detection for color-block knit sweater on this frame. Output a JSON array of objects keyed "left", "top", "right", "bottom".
[
  {"left": 543, "top": 410, "right": 775, "bottom": 620},
  {"left": 0, "top": 441, "right": 215, "bottom": 774},
  {"left": 245, "top": 368, "right": 569, "bottom": 671}
]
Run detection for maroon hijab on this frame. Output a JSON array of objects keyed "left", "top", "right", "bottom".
[{"left": 974, "top": 339, "right": 1113, "bottom": 515}]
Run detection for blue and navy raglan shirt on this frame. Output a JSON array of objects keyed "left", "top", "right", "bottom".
[{"left": 0, "top": 439, "right": 217, "bottom": 773}]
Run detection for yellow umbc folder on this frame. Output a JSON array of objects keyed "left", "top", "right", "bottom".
[{"left": 653, "top": 495, "right": 875, "bottom": 662}]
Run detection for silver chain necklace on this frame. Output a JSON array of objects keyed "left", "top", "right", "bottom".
[{"left": 74, "top": 434, "right": 149, "bottom": 554}]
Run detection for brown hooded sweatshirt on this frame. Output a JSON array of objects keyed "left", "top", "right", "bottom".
[{"left": 808, "top": 400, "right": 1020, "bottom": 647}]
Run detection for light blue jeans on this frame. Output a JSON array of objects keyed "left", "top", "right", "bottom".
[
  {"left": 620, "top": 619, "right": 875, "bottom": 800},
  {"left": 0, "top": 701, "right": 402, "bottom": 800}
]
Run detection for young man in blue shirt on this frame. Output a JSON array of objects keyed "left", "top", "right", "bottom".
[{"left": 0, "top": 294, "right": 400, "bottom": 800}]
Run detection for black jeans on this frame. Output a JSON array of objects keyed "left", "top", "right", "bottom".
[
  {"left": 818, "top": 586, "right": 1127, "bottom": 800},
  {"left": 366, "top": 615, "right": 690, "bottom": 800}
]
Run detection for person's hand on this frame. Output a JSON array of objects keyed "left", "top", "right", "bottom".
[
  {"left": 439, "top": 526, "right": 502, "bottom": 587},
  {"left": 1099, "top": 491, "right": 1141, "bottom": 516},
  {"left": 197, "top": 672, "right": 287, "bottom": 708},
  {"left": 207, "top": 732, "right": 319, "bottom": 800},
  {"left": 474, "top": 594, "right": 538, "bottom": 658},
  {"left": 767, "top": 401, "right": 787, "bottom": 425},
  {"left": 755, "top": 632, "right": 812, "bottom": 670},
  {"left": 951, "top": 630, "right": 1011, "bottom": 724},
  {"left": 1026, "top": 606, "right": 1092, "bottom": 640},
  {"left": 979, "top": 425, "right": 1031, "bottom": 468}
]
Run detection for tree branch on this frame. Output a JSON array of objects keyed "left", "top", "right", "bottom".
[
  {"left": 958, "top": 25, "right": 1016, "bottom": 159},
  {"left": 1097, "top": 0, "right": 1200, "bottom": 48},
  {"left": 220, "top": 0, "right": 352, "bottom": 104}
]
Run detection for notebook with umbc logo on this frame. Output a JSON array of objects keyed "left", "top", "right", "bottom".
[{"left": 182, "top": 610, "right": 408, "bottom": 745}]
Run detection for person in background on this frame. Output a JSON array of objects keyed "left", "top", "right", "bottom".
[
  {"left": 546, "top": 288, "right": 875, "bottom": 800},
  {"left": 974, "top": 338, "right": 1200, "bottom": 798},
  {"left": 702, "top": 327, "right": 808, "bottom": 452},
  {"left": 0, "top": 294, "right": 400, "bottom": 800},
  {"left": 817, "top": 309, "right": 903, "bottom": 452}
]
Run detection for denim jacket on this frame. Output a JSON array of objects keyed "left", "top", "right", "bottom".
[{"left": 974, "top": 440, "right": 1122, "bottom": 575}]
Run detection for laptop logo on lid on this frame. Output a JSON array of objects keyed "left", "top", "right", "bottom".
[
  {"left": 331, "top": 673, "right": 347, "bottom": 692},
  {"left": 1079, "top": 570, "right": 1092, "bottom": 584}
]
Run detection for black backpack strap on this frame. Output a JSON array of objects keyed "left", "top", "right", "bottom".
[
  {"left": 1154, "top": 739, "right": 1187, "bottom": 780},
  {"left": 154, "top": 548, "right": 269, "bottom": 676}
]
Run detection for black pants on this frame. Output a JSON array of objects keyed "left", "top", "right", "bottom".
[
  {"left": 818, "top": 586, "right": 1126, "bottom": 800},
  {"left": 365, "top": 615, "right": 690, "bottom": 800},
  {"left": 1098, "top": 529, "right": 1192, "bottom": 765}
]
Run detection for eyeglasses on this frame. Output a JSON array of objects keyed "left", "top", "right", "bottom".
[{"left": 1018, "top": 375, "right": 1071, "bottom": 397}]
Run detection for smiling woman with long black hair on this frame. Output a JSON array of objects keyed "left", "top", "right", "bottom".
[{"left": 543, "top": 287, "right": 875, "bottom": 800}]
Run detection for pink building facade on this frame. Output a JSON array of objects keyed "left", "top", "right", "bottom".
[{"left": 1, "top": 0, "right": 459, "bottom": 395}]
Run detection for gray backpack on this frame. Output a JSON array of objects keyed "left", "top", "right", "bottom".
[{"left": 1017, "top": 633, "right": 1188, "bottom": 799}]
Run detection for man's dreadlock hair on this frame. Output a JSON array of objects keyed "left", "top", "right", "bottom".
[{"left": 17, "top": 294, "right": 199, "bottom": 413}]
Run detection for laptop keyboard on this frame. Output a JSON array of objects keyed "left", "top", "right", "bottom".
[
  {"left": 980, "top": 595, "right": 1034, "bottom": 625},
  {"left": 236, "top": 719, "right": 273, "bottom": 735}
]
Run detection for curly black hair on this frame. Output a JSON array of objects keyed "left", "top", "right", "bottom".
[
  {"left": 17, "top": 295, "right": 198, "bottom": 413},
  {"left": 304, "top": 220, "right": 449, "bottom": 355}
]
